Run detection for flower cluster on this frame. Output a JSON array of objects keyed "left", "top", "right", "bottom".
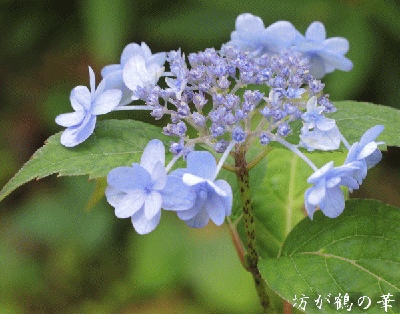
[
  {"left": 105, "top": 139, "right": 232, "bottom": 234},
  {"left": 55, "top": 13, "right": 384, "bottom": 233},
  {"left": 228, "top": 13, "right": 353, "bottom": 79}
]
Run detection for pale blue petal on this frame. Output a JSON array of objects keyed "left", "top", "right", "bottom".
[
  {"left": 131, "top": 207, "right": 161, "bottom": 234},
  {"left": 186, "top": 151, "right": 216, "bottom": 180},
  {"left": 182, "top": 175, "right": 227, "bottom": 197},
  {"left": 115, "top": 189, "right": 146, "bottom": 218},
  {"left": 120, "top": 43, "right": 143, "bottom": 66},
  {"left": 102, "top": 70, "right": 134, "bottom": 106},
  {"left": 94, "top": 78, "right": 106, "bottom": 99},
  {"left": 305, "top": 22, "right": 326, "bottom": 43},
  {"left": 340, "top": 175, "right": 360, "bottom": 191},
  {"left": 308, "top": 54, "right": 327, "bottom": 79},
  {"left": 306, "top": 96, "right": 318, "bottom": 111},
  {"left": 107, "top": 164, "right": 151, "bottom": 192},
  {"left": 183, "top": 173, "right": 207, "bottom": 186},
  {"left": 161, "top": 175, "right": 196, "bottom": 211},
  {"left": 69, "top": 89, "right": 84, "bottom": 111},
  {"left": 140, "top": 139, "right": 165, "bottom": 173},
  {"left": 144, "top": 191, "right": 162, "bottom": 220},
  {"left": 88, "top": 66, "right": 96, "bottom": 98},
  {"left": 323, "top": 37, "right": 349, "bottom": 55},
  {"left": 320, "top": 52, "right": 353, "bottom": 72},
  {"left": 352, "top": 166, "right": 367, "bottom": 186},
  {"left": 92, "top": 89, "right": 122, "bottom": 115},
  {"left": 324, "top": 63, "right": 336, "bottom": 74},
  {"left": 304, "top": 187, "right": 317, "bottom": 219},
  {"left": 146, "top": 63, "right": 164, "bottom": 86},
  {"left": 151, "top": 161, "right": 167, "bottom": 190},
  {"left": 307, "top": 179, "right": 326, "bottom": 205},
  {"left": 308, "top": 161, "right": 333, "bottom": 183},
  {"left": 236, "top": 13, "right": 265, "bottom": 32},
  {"left": 365, "top": 149, "right": 382, "bottom": 169},
  {"left": 214, "top": 180, "right": 233, "bottom": 216},
  {"left": 320, "top": 186, "right": 345, "bottom": 218},
  {"left": 140, "top": 42, "right": 152, "bottom": 58},
  {"left": 326, "top": 176, "right": 341, "bottom": 188},
  {"left": 183, "top": 208, "right": 210, "bottom": 229},
  {"left": 316, "top": 117, "right": 336, "bottom": 131},
  {"left": 300, "top": 127, "right": 341, "bottom": 151},
  {"left": 295, "top": 40, "right": 322, "bottom": 52},
  {"left": 264, "top": 21, "right": 299, "bottom": 52},
  {"left": 101, "top": 64, "right": 121, "bottom": 77},
  {"left": 148, "top": 52, "right": 167, "bottom": 67},
  {"left": 168, "top": 168, "right": 188, "bottom": 178},
  {"left": 205, "top": 192, "right": 226, "bottom": 226},
  {"left": 60, "top": 114, "right": 96, "bottom": 147},
  {"left": 359, "top": 125, "right": 384, "bottom": 147},
  {"left": 176, "top": 206, "right": 199, "bottom": 220},
  {"left": 358, "top": 142, "right": 378, "bottom": 160},
  {"left": 344, "top": 142, "right": 361, "bottom": 164},
  {"left": 206, "top": 180, "right": 228, "bottom": 197},
  {"left": 55, "top": 111, "right": 85, "bottom": 127},
  {"left": 71, "top": 86, "right": 92, "bottom": 111},
  {"left": 104, "top": 185, "right": 126, "bottom": 208},
  {"left": 123, "top": 55, "right": 148, "bottom": 91}
]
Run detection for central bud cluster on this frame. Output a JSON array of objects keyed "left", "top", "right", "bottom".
[{"left": 133, "top": 45, "right": 333, "bottom": 157}]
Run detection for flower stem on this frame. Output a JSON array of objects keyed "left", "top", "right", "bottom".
[{"left": 234, "top": 145, "right": 275, "bottom": 314}]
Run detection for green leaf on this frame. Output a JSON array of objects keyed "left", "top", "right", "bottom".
[
  {"left": 329, "top": 101, "right": 400, "bottom": 147},
  {"left": 224, "top": 148, "right": 347, "bottom": 259},
  {"left": 259, "top": 199, "right": 400, "bottom": 313},
  {"left": 0, "top": 119, "right": 172, "bottom": 203}
]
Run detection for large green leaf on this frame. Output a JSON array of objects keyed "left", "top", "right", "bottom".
[
  {"left": 224, "top": 148, "right": 347, "bottom": 259},
  {"left": 259, "top": 199, "right": 400, "bottom": 313},
  {"left": 0, "top": 119, "right": 172, "bottom": 203},
  {"left": 330, "top": 101, "right": 400, "bottom": 147}
]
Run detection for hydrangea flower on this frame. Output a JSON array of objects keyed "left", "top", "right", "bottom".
[
  {"left": 293, "top": 21, "right": 353, "bottom": 79},
  {"left": 344, "top": 125, "right": 385, "bottom": 186},
  {"left": 304, "top": 161, "right": 361, "bottom": 219},
  {"left": 105, "top": 139, "right": 195, "bottom": 234},
  {"left": 101, "top": 42, "right": 166, "bottom": 105},
  {"left": 123, "top": 55, "right": 165, "bottom": 101},
  {"left": 169, "top": 151, "right": 233, "bottom": 228},
  {"left": 55, "top": 66, "right": 122, "bottom": 147},
  {"left": 299, "top": 96, "right": 342, "bottom": 151},
  {"left": 228, "top": 13, "right": 299, "bottom": 55}
]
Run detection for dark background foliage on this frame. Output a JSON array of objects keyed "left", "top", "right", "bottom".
[{"left": 1, "top": 0, "right": 399, "bottom": 313}]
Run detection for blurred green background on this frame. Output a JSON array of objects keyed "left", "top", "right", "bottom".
[{"left": 1, "top": 0, "right": 400, "bottom": 313}]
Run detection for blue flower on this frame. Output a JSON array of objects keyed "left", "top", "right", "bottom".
[
  {"left": 228, "top": 13, "right": 299, "bottom": 55},
  {"left": 344, "top": 125, "right": 384, "bottom": 186},
  {"left": 299, "top": 96, "right": 342, "bottom": 151},
  {"left": 101, "top": 42, "right": 166, "bottom": 105},
  {"left": 55, "top": 66, "right": 122, "bottom": 147},
  {"left": 169, "top": 151, "right": 232, "bottom": 228},
  {"left": 123, "top": 55, "right": 165, "bottom": 101},
  {"left": 304, "top": 161, "right": 361, "bottom": 219},
  {"left": 293, "top": 21, "right": 353, "bottom": 79},
  {"left": 285, "top": 86, "right": 306, "bottom": 99},
  {"left": 105, "top": 139, "right": 195, "bottom": 234}
]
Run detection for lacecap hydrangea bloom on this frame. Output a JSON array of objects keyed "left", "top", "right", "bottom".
[
  {"left": 227, "top": 13, "right": 352, "bottom": 79},
  {"left": 344, "top": 125, "right": 385, "bottom": 186},
  {"left": 101, "top": 42, "right": 166, "bottom": 106},
  {"left": 55, "top": 66, "right": 122, "bottom": 147},
  {"left": 56, "top": 13, "right": 385, "bottom": 233},
  {"left": 105, "top": 139, "right": 195, "bottom": 234},
  {"left": 293, "top": 21, "right": 353, "bottom": 79},
  {"left": 169, "top": 151, "right": 233, "bottom": 228}
]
